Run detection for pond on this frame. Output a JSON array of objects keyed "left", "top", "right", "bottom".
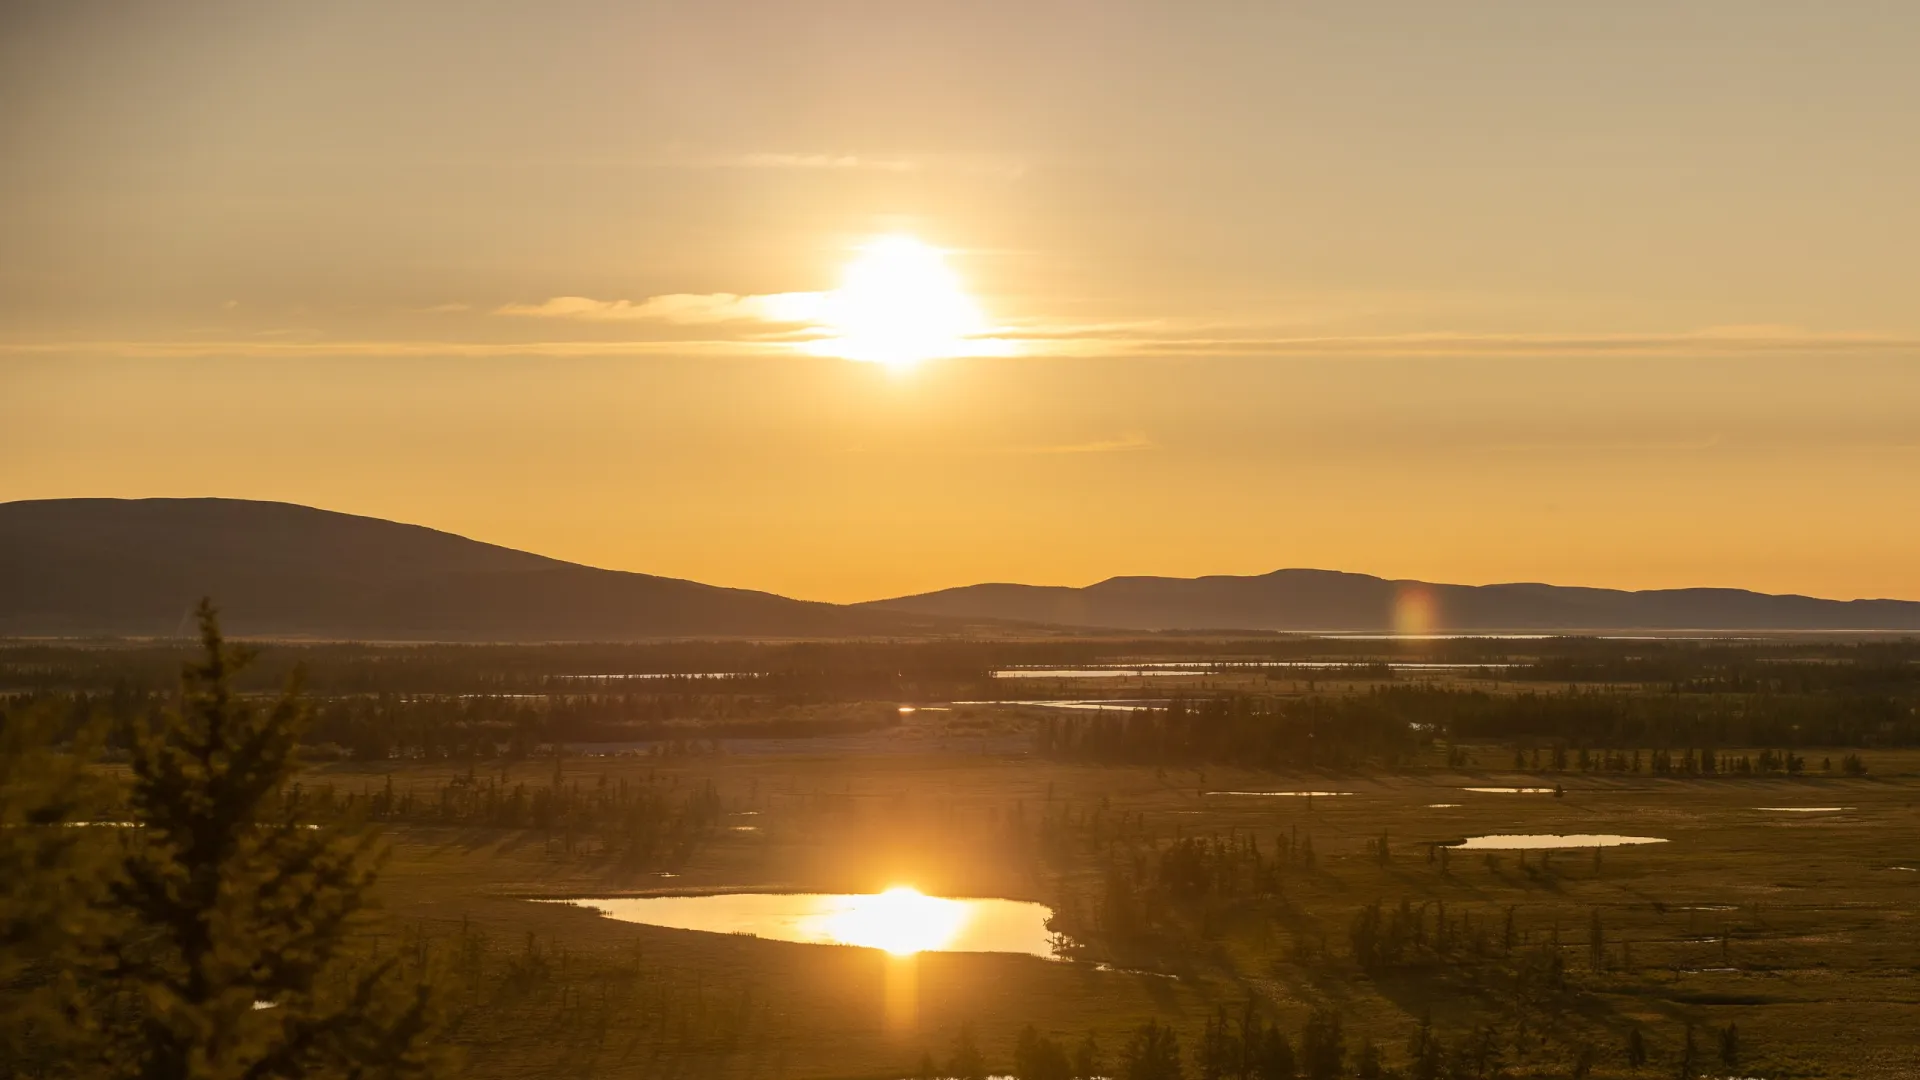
[
  {"left": 1753, "top": 807, "right": 1853, "bottom": 813},
  {"left": 549, "top": 887, "right": 1061, "bottom": 958},
  {"left": 1447, "top": 834, "right": 1668, "bottom": 850},
  {"left": 991, "top": 661, "right": 1515, "bottom": 678},
  {"left": 955, "top": 699, "right": 1167, "bottom": 712},
  {"left": 1205, "top": 790, "right": 1353, "bottom": 797},
  {"left": 1462, "top": 786, "right": 1556, "bottom": 794}
]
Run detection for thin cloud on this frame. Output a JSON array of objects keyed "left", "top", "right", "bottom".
[
  {"left": 660, "top": 150, "right": 1023, "bottom": 178},
  {"left": 1015, "top": 326, "right": 1920, "bottom": 359},
  {"left": 494, "top": 292, "right": 822, "bottom": 325},
  {"left": 733, "top": 153, "right": 918, "bottom": 172},
  {"left": 7, "top": 325, "right": 1916, "bottom": 363}
]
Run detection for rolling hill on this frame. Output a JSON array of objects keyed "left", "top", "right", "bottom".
[
  {"left": 0, "top": 498, "right": 945, "bottom": 640},
  {"left": 8, "top": 499, "right": 1918, "bottom": 639},
  {"left": 862, "top": 568, "right": 1920, "bottom": 633}
]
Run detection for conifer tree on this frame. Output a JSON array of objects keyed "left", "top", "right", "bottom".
[
  {"left": 950, "top": 1022, "right": 986, "bottom": 1080},
  {"left": 92, "top": 601, "right": 445, "bottom": 1080},
  {"left": 0, "top": 704, "right": 107, "bottom": 1070},
  {"left": 1016, "top": 1023, "right": 1072, "bottom": 1080},
  {"left": 1299, "top": 1010, "right": 1345, "bottom": 1080},
  {"left": 1196, "top": 1007, "right": 1238, "bottom": 1080},
  {"left": 1588, "top": 909, "right": 1607, "bottom": 972},
  {"left": 1073, "top": 1033, "right": 1104, "bottom": 1080},
  {"left": 1121, "top": 1020, "right": 1183, "bottom": 1080}
]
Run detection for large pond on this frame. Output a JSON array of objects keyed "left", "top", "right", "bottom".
[
  {"left": 551, "top": 888, "right": 1061, "bottom": 958},
  {"left": 1448, "top": 834, "right": 1668, "bottom": 850}
]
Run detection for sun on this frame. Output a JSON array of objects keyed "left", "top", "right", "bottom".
[{"left": 807, "top": 236, "right": 998, "bottom": 369}]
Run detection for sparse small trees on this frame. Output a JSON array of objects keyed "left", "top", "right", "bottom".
[
  {"left": 951, "top": 1022, "right": 987, "bottom": 1080},
  {"left": 1246, "top": 1014, "right": 1296, "bottom": 1080},
  {"left": 1407, "top": 1012, "right": 1442, "bottom": 1080},
  {"left": 1073, "top": 1033, "right": 1104, "bottom": 1080},
  {"left": 1016, "top": 1024, "right": 1073, "bottom": 1080},
  {"left": 1588, "top": 908, "right": 1607, "bottom": 972},
  {"left": 1299, "top": 1009, "right": 1345, "bottom": 1080},
  {"left": 1121, "top": 1020, "right": 1183, "bottom": 1080},
  {"left": 1626, "top": 1027, "right": 1647, "bottom": 1069},
  {"left": 1354, "top": 1039, "right": 1383, "bottom": 1079},
  {"left": 1718, "top": 1023, "right": 1740, "bottom": 1071}
]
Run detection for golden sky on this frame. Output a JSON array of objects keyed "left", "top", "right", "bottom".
[{"left": 4, "top": 2, "right": 1919, "bottom": 602}]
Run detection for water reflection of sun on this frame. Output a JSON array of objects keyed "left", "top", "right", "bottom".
[{"left": 819, "top": 886, "right": 969, "bottom": 955}]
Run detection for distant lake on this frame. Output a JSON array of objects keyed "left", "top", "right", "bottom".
[
  {"left": 549, "top": 888, "right": 1061, "bottom": 958},
  {"left": 954, "top": 699, "right": 1168, "bottom": 712},
  {"left": 1205, "top": 790, "right": 1353, "bottom": 797},
  {"left": 992, "top": 661, "right": 1513, "bottom": 678},
  {"left": 1447, "top": 834, "right": 1668, "bottom": 850},
  {"left": 1462, "top": 786, "right": 1557, "bottom": 794}
]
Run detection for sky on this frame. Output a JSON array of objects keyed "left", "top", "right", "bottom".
[{"left": 4, "top": 1, "right": 1919, "bottom": 603}]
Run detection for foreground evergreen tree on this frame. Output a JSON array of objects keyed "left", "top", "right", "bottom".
[
  {"left": 0, "top": 705, "right": 107, "bottom": 1073},
  {"left": 93, "top": 601, "right": 445, "bottom": 1080}
]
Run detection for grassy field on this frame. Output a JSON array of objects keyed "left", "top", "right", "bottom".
[{"left": 334, "top": 735, "right": 1920, "bottom": 1080}]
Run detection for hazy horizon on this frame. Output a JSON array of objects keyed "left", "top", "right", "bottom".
[{"left": 6, "top": 2, "right": 1920, "bottom": 603}]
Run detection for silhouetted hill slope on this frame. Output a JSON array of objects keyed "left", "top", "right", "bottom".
[
  {"left": 863, "top": 568, "right": 1920, "bottom": 632},
  {"left": 0, "top": 499, "right": 943, "bottom": 640}
]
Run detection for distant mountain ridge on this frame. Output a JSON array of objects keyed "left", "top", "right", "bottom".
[
  {"left": 861, "top": 568, "right": 1920, "bottom": 633},
  {"left": 5, "top": 498, "right": 1917, "bottom": 640},
  {"left": 0, "top": 498, "right": 942, "bottom": 640}
]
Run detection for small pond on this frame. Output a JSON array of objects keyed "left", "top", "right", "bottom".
[
  {"left": 1462, "top": 786, "right": 1556, "bottom": 794},
  {"left": 1447, "top": 834, "right": 1668, "bottom": 850},
  {"left": 1205, "top": 790, "right": 1353, "bottom": 797},
  {"left": 550, "top": 888, "right": 1060, "bottom": 958}
]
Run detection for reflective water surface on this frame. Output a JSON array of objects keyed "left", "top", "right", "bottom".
[
  {"left": 554, "top": 888, "right": 1060, "bottom": 958},
  {"left": 1449, "top": 834, "right": 1668, "bottom": 850},
  {"left": 1462, "top": 786, "right": 1556, "bottom": 794},
  {"left": 1206, "top": 790, "right": 1353, "bottom": 797},
  {"left": 991, "top": 661, "right": 1514, "bottom": 678}
]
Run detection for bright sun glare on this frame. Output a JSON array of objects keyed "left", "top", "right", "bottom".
[
  {"left": 807, "top": 236, "right": 999, "bottom": 369},
  {"left": 820, "top": 886, "right": 968, "bottom": 955}
]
